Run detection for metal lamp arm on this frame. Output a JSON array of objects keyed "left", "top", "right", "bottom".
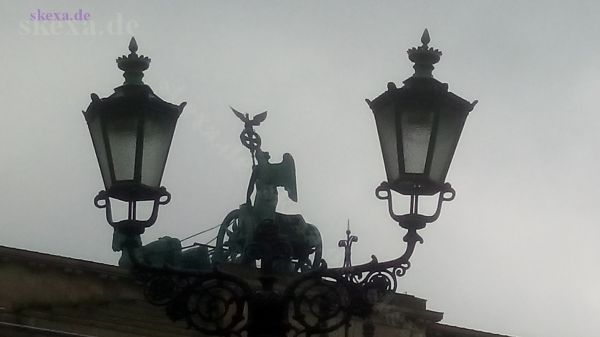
[
  {"left": 318, "top": 182, "right": 456, "bottom": 294},
  {"left": 325, "top": 233, "right": 418, "bottom": 277},
  {"left": 278, "top": 231, "right": 421, "bottom": 336}
]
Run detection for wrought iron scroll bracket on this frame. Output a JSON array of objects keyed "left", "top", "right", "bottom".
[
  {"left": 325, "top": 233, "right": 417, "bottom": 296},
  {"left": 320, "top": 181, "right": 457, "bottom": 297}
]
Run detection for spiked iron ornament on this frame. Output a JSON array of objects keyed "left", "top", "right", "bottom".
[
  {"left": 84, "top": 30, "right": 476, "bottom": 337},
  {"left": 338, "top": 220, "right": 358, "bottom": 269}
]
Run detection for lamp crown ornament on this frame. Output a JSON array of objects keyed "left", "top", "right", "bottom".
[
  {"left": 117, "top": 37, "right": 151, "bottom": 85},
  {"left": 407, "top": 29, "right": 442, "bottom": 78}
]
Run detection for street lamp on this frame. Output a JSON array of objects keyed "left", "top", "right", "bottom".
[
  {"left": 366, "top": 29, "right": 477, "bottom": 232},
  {"left": 83, "top": 30, "right": 476, "bottom": 337},
  {"left": 83, "top": 37, "right": 186, "bottom": 236}
]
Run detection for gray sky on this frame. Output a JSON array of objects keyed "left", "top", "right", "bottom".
[{"left": 1, "top": 1, "right": 599, "bottom": 336}]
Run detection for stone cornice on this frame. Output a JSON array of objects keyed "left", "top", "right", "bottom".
[{"left": 0, "top": 245, "right": 128, "bottom": 280}]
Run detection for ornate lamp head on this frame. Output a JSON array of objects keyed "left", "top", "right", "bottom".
[
  {"left": 366, "top": 29, "right": 477, "bottom": 229},
  {"left": 84, "top": 37, "right": 185, "bottom": 235}
]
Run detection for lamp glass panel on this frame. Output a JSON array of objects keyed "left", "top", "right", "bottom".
[
  {"left": 428, "top": 109, "right": 467, "bottom": 183},
  {"left": 401, "top": 109, "right": 433, "bottom": 174},
  {"left": 88, "top": 116, "right": 112, "bottom": 188},
  {"left": 374, "top": 105, "right": 400, "bottom": 183},
  {"left": 106, "top": 112, "right": 139, "bottom": 181},
  {"left": 141, "top": 114, "right": 175, "bottom": 187}
]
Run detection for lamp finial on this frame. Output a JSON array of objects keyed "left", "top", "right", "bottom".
[
  {"left": 407, "top": 29, "right": 442, "bottom": 78},
  {"left": 129, "top": 37, "right": 138, "bottom": 53},
  {"left": 421, "top": 29, "right": 430, "bottom": 46},
  {"left": 116, "top": 37, "right": 150, "bottom": 85}
]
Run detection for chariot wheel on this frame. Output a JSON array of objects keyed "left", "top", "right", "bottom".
[
  {"left": 212, "top": 208, "right": 325, "bottom": 273},
  {"left": 213, "top": 209, "right": 245, "bottom": 264}
]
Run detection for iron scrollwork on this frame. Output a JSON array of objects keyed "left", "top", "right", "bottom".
[
  {"left": 286, "top": 273, "right": 353, "bottom": 336},
  {"left": 183, "top": 274, "right": 249, "bottom": 335},
  {"left": 132, "top": 256, "right": 251, "bottom": 336}
]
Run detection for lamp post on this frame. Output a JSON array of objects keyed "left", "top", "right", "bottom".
[{"left": 83, "top": 30, "right": 476, "bottom": 337}]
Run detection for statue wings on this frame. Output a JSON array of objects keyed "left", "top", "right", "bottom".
[
  {"left": 276, "top": 153, "right": 297, "bottom": 202},
  {"left": 258, "top": 152, "right": 298, "bottom": 202},
  {"left": 231, "top": 107, "right": 268, "bottom": 127}
]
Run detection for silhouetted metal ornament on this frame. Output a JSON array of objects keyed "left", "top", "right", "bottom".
[
  {"left": 366, "top": 29, "right": 477, "bottom": 196},
  {"left": 83, "top": 31, "right": 474, "bottom": 337},
  {"left": 338, "top": 220, "right": 358, "bottom": 270},
  {"left": 232, "top": 107, "right": 267, "bottom": 151},
  {"left": 287, "top": 276, "right": 352, "bottom": 335},
  {"left": 84, "top": 37, "right": 186, "bottom": 234}
]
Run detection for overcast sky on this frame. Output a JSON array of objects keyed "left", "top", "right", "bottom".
[{"left": 2, "top": 1, "right": 600, "bottom": 336}]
